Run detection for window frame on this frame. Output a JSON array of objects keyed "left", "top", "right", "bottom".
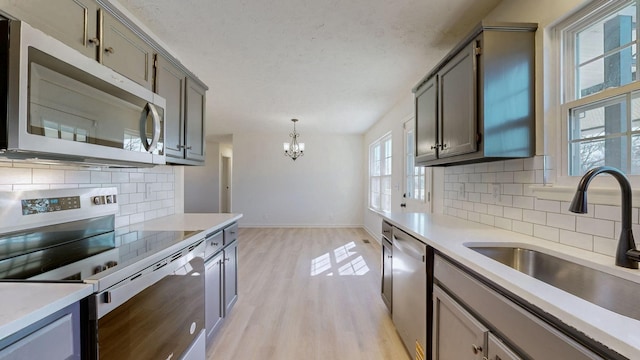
[
  {"left": 403, "top": 118, "right": 428, "bottom": 205},
  {"left": 555, "top": 0, "right": 640, "bottom": 186},
  {"left": 369, "top": 132, "right": 392, "bottom": 212}
]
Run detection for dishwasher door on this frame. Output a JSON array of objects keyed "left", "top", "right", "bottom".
[{"left": 392, "top": 227, "right": 427, "bottom": 360}]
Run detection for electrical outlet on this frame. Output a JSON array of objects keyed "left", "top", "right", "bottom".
[
  {"left": 492, "top": 183, "right": 501, "bottom": 200},
  {"left": 457, "top": 183, "right": 465, "bottom": 199}
]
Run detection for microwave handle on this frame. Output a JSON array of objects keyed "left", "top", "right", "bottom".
[{"left": 139, "top": 103, "right": 161, "bottom": 152}]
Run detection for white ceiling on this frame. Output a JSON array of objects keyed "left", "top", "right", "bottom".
[{"left": 116, "top": 0, "right": 502, "bottom": 137}]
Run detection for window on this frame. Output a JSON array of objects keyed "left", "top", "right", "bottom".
[
  {"left": 405, "top": 123, "right": 426, "bottom": 202},
  {"left": 559, "top": 0, "right": 640, "bottom": 175},
  {"left": 369, "top": 133, "right": 392, "bottom": 212}
]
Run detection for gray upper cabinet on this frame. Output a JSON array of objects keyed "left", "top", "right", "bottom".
[
  {"left": 156, "top": 56, "right": 207, "bottom": 165},
  {"left": 0, "top": 0, "right": 98, "bottom": 58},
  {"left": 415, "top": 76, "right": 438, "bottom": 163},
  {"left": 100, "top": 10, "right": 154, "bottom": 90},
  {"left": 184, "top": 78, "right": 206, "bottom": 163},
  {"left": 155, "top": 55, "right": 186, "bottom": 159},
  {"left": 414, "top": 22, "right": 537, "bottom": 166},
  {"left": 438, "top": 42, "right": 477, "bottom": 158}
]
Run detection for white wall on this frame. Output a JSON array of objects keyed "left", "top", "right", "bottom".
[
  {"left": 184, "top": 140, "right": 221, "bottom": 212},
  {"left": 233, "top": 132, "right": 363, "bottom": 227}
]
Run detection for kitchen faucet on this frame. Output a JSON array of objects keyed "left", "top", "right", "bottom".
[{"left": 569, "top": 166, "right": 640, "bottom": 269}]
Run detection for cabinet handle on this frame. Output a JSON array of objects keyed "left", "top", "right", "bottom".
[
  {"left": 177, "top": 144, "right": 185, "bottom": 149},
  {"left": 472, "top": 344, "right": 483, "bottom": 354},
  {"left": 186, "top": 146, "right": 193, "bottom": 150},
  {"left": 210, "top": 241, "right": 219, "bottom": 246},
  {"left": 387, "top": 255, "right": 392, "bottom": 259},
  {"left": 225, "top": 257, "right": 230, "bottom": 262},
  {"left": 430, "top": 144, "right": 438, "bottom": 150},
  {"left": 105, "top": 47, "right": 115, "bottom": 54},
  {"left": 88, "top": 38, "right": 100, "bottom": 46},
  {"left": 439, "top": 143, "right": 448, "bottom": 149}
]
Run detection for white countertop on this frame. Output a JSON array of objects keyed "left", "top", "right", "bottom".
[
  {"left": 127, "top": 213, "right": 242, "bottom": 233},
  {"left": 0, "top": 282, "right": 93, "bottom": 341},
  {"left": 382, "top": 212, "right": 640, "bottom": 359}
]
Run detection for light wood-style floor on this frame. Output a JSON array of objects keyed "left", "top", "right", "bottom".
[{"left": 206, "top": 227, "right": 409, "bottom": 360}]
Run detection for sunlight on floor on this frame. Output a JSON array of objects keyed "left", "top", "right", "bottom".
[{"left": 310, "top": 241, "right": 370, "bottom": 276}]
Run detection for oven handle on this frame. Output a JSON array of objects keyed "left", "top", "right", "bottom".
[{"left": 94, "top": 243, "right": 204, "bottom": 319}]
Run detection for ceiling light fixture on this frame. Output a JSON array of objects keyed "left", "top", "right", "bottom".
[{"left": 283, "top": 118, "right": 305, "bottom": 161}]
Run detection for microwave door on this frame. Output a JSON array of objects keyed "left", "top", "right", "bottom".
[{"left": 4, "top": 21, "right": 166, "bottom": 166}]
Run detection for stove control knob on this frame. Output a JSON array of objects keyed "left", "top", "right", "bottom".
[
  {"left": 105, "top": 261, "right": 118, "bottom": 269},
  {"left": 94, "top": 265, "right": 106, "bottom": 274}
]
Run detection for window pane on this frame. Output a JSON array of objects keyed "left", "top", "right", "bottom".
[
  {"left": 576, "top": 4, "right": 636, "bottom": 99},
  {"left": 384, "top": 157, "right": 392, "bottom": 175},
  {"left": 632, "top": 134, "right": 640, "bottom": 173},
  {"left": 631, "top": 91, "right": 640, "bottom": 130},
  {"left": 570, "top": 137, "right": 628, "bottom": 175},
  {"left": 570, "top": 97, "right": 627, "bottom": 140}
]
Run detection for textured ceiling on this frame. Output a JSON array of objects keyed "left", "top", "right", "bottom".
[{"left": 115, "top": 0, "right": 502, "bottom": 137}]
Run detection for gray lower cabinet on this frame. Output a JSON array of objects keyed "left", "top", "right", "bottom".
[
  {"left": 487, "top": 333, "right": 522, "bottom": 360},
  {"left": 205, "top": 224, "right": 238, "bottom": 345},
  {"left": 433, "top": 254, "right": 604, "bottom": 359},
  {"left": 0, "top": 0, "right": 98, "bottom": 58},
  {"left": 205, "top": 252, "right": 224, "bottom": 342},
  {"left": 0, "top": 302, "right": 81, "bottom": 360},
  {"left": 100, "top": 9, "right": 154, "bottom": 90},
  {"left": 223, "top": 240, "right": 238, "bottom": 313},
  {"left": 433, "top": 285, "right": 488, "bottom": 360}
]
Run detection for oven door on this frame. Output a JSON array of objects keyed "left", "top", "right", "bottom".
[{"left": 89, "top": 241, "right": 204, "bottom": 360}]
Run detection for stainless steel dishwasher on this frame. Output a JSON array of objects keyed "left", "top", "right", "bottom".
[{"left": 392, "top": 227, "right": 429, "bottom": 360}]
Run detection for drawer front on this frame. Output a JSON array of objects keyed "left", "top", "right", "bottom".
[
  {"left": 204, "top": 231, "right": 223, "bottom": 259},
  {"left": 223, "top": 223, "right": 238, "bottom": 245},
  {"left": 382, "top": 221, "right": 392, "bottom": 241}
]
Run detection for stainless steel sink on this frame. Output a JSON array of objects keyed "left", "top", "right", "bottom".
[{"left": 468, "top": 246, "right": 640, "bottom": 321}]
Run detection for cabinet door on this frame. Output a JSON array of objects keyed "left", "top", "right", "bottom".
[
  {"left": 185, "top": 78, "right": 206, "bottom": 162},
  {"left": 223, "top": 240, "right": 238, "bottom": 315},
  {"left": 438, "top": 41, "right": 477, "bottom": 158},
  {"left": 155, "top": 55, "right": 186, "bottom": 159},
  {"left": 433, "top": 285, "right": 487, "bottom": 360},
  {"left": 0, "top": 0, "right": 98, "bottom": 58},
  {"left": 100, "top": 9, "right": 154, "bottom": 90},
  {"left": 205, "top": 253, "right": 224, "bottom": 343},
  {"left": 381, "top": 238, "right": 392, "bottom": 311},
  {"left": 487, "top": 333, "right": 522, "bottom": 360},
  {"left": 415, "top": 76, "right": 438, "bottom": 163}
]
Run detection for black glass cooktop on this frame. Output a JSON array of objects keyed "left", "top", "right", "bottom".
[{"left": 0, "top": 216, "right": 198, "bottom": 281}]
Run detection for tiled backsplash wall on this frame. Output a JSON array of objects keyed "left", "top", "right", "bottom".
[
  {"left": 0, "top": 161, "right": 176, "bottom": 228},
  {"left": 443, "top": 156, "right": 636, "bottom": 258}
]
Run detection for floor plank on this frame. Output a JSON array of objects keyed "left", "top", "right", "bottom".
[{"left": 206, "top": 227, "right": 410, "bottom": 360}]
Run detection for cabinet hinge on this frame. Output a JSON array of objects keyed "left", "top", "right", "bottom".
[{"left": 474, "top": 46, "right": 482, "bottom": 56}]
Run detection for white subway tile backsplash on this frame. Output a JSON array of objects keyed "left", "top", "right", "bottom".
[
  {"left": 496, "top": 172, "right": 514, "bottom": 183},
  {"left": 503, "top": 184, "right": 523, "bottom": 196},
  {"left": 512, "top": 220, "right": 533, "bottom": 236},
  {"left": 533, "top": 225, "right": 559, "bottom": 242},
  {"left": 480, "top": 214, "right": 495, "bottom": 226},
  {"left": 546, "top": 213, "right": 576, "bottom": 231},
  {"left": 503, "top": 207, "right": 523, "bottom": 221},
  {"left": 468, "top": 212, "right": 480, "bottom": 222},
  {"left": 0, "top": 168, "right": 31, "bottom": 184},
  {"left": 559, "top": 229, "right": 593, "bottom": 250},
  {"left": 514, "top": 170, "right": 535, "bottom": 183},
  {"left": 593, "top": 236, "right": 616, "bottom": 257},
  {"left": 512, "top": 196, "right": 534, "bottom": 209},
  {"left": 487, "top": 204, "right": 503, "bottom": 217},
  {"left": 523, "top": 209, "right": 546, "bottom": 224},
  {"left": 33, "top": 169, "right": 65, "bottom": 184},
  {"left": 495, "top": 217, "right": 512, "bottom": 230},
  {"left": 0, "top": 163, "right": 176, "bottom": 228},
  {"left": 504, "top": 159, "right": 524, "bottom": 171},
  {"left": 576, "top": 217, "right": 615, "bottom": 239},
  {"left": 535, "top": 199, "right": 561, "bottom": 213}
]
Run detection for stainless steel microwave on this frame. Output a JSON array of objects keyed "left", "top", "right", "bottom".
[{"left": 0, "top": 20, "right": 166, "bottom": 166}]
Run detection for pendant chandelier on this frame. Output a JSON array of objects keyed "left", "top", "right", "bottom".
[{"left": 283, "top": 118, "right": 305, "bottom": 161}]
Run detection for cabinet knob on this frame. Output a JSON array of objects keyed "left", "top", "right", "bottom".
[
  {"left": 211, "top": 241, "right": 219, "bottom": 247},
  {"left": 440, "top": 143, "right": 448, "bottom": 149},
  {"left": 225, "top": 257, "right": 230, "bottom": 262},
  {"left": 186, "top": 146, "right": 193, "bottom": 150},
  {"left": 472, "top": 344, "right": 483, "bottom": 354},
  {"left": 105, "top": 47, "right": 115, "bottom": 54},
  {"left": 430, "top": 144, "right": 438, "bottom": 150},
  {"left": 88, "top": 38, "right": 100, "bottom": 46}
]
